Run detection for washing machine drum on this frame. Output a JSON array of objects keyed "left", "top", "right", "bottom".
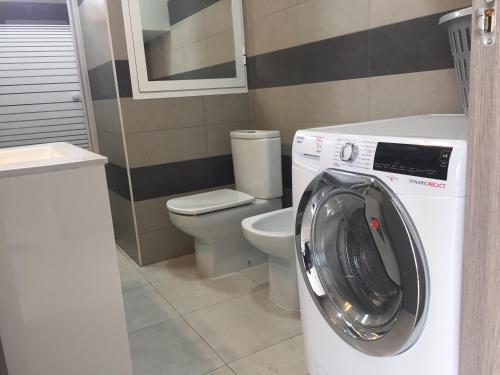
[{"left": 296, "top": 169, "right": 429, "bottom": 357}]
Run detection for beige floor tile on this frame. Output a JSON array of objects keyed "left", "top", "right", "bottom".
[
  {"left": 116, "top": 249, "right": 137, "bottom": 272},
  {"left": 140, "top": 253, "right": 196, "bottom": 282},
  {"left": 185, "top": 289, "right": 302, "bottom": 363},
  {"left": 123, "top": 285, "right": 178, "bottom": 333},
  {"left": 129, "top": 317, "right": 224, "bottom": 375},
  {"left": 205, "top": 365, "right": 236, "bottom": 375},
  {"left": 153, "top": 270, "right": 260, "bottom": 314},
  {"left": 229, "top": 335, "right": 307, "bottom": 375},
  {"left": 240, "top": 263, "right": 269, "bottom": 285},
  {"left": 119, "top": 266, "right": 149, "bottom": 291}
]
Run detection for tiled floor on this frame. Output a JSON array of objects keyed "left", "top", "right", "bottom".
[{"left": 117, "top": 249, "right": 308, "bottom": 375}]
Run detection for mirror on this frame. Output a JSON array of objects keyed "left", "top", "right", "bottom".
[{"left": 122, "top": 0, "right": 247, "bottom": 98}]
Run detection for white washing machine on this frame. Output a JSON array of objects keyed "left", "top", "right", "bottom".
[{"left": 292, "top": 115, "right": 467, "bottom": 375}]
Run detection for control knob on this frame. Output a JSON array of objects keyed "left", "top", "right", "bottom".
[{"left": 340, "top": 143, "right": 359, "bottom": 163}]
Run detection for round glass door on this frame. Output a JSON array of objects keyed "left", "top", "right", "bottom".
[{"left": 296, "top": 169, "right": 429, "bottom": 357}]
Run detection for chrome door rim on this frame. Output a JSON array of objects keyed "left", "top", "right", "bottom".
[{"left": 295, "top": 169, "right": 429, "bottom": 357}]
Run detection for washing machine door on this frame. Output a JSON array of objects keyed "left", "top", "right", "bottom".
[{"left": 296, "top": 169, "right": 429, "bottom": 357}]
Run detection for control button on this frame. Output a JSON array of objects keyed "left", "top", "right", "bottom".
[
  {"left": 440, "top": 150, "right": 451, "bottom": 162},
  {"left": 339, "top": 143, "right": 359, "bottom": 163}
]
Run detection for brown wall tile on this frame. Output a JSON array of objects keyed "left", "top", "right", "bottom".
[{"left": 139, "top": 227, "right": 194, "bottom": 265}]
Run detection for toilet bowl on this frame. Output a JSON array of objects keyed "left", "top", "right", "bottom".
[
  {"left": 166, "top": 130, "right": 283, "bottom": 278},
  {"left": 242, "top": 207, "right": 299, "bottom": 311},
  {"left": 168, "top": 190, "right": 281, "bottom": 277}
]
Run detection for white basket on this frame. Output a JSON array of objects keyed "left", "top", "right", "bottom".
[{"left": 439, "top": 7, "right": 472, "bottom": 115}]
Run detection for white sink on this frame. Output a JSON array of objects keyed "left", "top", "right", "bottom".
[
  {"left": 0, "top": 142, "right": 107, "bottom": 177},
  {"left": 0, "top": 144, "right": 63, "bottom": 166},
  {"left": 242, "top": 207, "right": 299, "bottom": 311}
]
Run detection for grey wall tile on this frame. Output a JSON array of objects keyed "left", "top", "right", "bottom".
[
  {"left": 207, "top": 122, "right": 251, "bottom": 156},
  {"left": 92, "top": 99, "right": 123, "bottom": 133},
  {"left": 204, "top": 0, "right": 233, "bottom": 36},
  {"left": 120, "top": 96, "right": 205, "bottom": 133},
  {"left": 369, "top": 69, "right": 462, "bottom": 120},
  {"left": 109, "top": 191, "right": 140, "bottom": 264},
  {"left": 296, "top": 0, "right": 370, "bottom": 45},
  {"left": 139, "top": 227, "right": 194, "bottom": 265},
  {"left": 134, "top": 196, "right": 173, "bottom": 234},
  {"left": 245, "top": 6, "right": 297, "bottom": 56},
  {"left": 126, "top": 126, "right": 208, "bottom": 168},
  {"left": 130, "top": 155, "right": 235, "bottom": 201},
  {"left": 243, "top": 0, "right": 295, "bottom": 23},
  {"left": 96, "top": 129, "right": 128, "bottom": 168},
  {"left": 109, "top": 20, "right": 128, "bottom": 61},
  {"left": 250, "top": 86, "right": 300, "bottom": 122},
  {"left": 299, "top": 78, "right": 370, "bottom": 123},
  {"left": 88, "top": 62, "right": 117, "bottom": 101},
  {"left": 168, "top": 0, "right": 220, "bottom": 25},
  {"left": 370, "top": 0, "right": 471, "bottom": 28},
  {"left": 115, "top": 60, "right": 133, "bottom": 97},
  {"left": 205, "top": 30, "right": 235, "bottom": 67},
  {"left": 370, "top": 12, "right": 454, "bottom": 77},
  {"left": 106, "top": 0, "right": 124, "bottom": 23},
  {"left": 203, "top": 93, "right": 250, "bottom": 125}
]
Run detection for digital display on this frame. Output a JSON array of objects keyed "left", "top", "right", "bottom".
[{"left": 373, "top": 143, "right": 453, "bottom": 181}]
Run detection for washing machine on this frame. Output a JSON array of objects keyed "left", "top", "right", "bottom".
[{"left": 292, "top": 114, "right": 467, "bottom": 375}]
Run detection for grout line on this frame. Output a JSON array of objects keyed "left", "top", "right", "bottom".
[
  {"left": 226, "top": 332, "right": 304, "bottom": 369},
  {"left": 120, "top": 281, "right": 149, "bottom": 293},
  {"left": 121, "top": 266, "right": 301, "bottom": 373},
  {"left": 202, "top": 364, "right": 236, "bottom": 375},
  {"left": 122, "top": 257, "right": 233, "bottom": 368},
  {"left": 126, "top": 314, "right": 178, "bottom": 336},
  {"left": 123, "top": 120, "right": 251, "bottom": 135},
  {"left": 169, "top": 280, "right": 266, "bottom": 317},
  {"left": 181, "top": 315, "right": 229, "bottom": 367}
]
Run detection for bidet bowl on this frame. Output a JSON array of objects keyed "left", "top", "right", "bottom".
[
  {"left": 241, "top": 207, "right": 295, "bottom": 260},
  {"left": 242, "top": 207, "right": 299, "bottom": 310}
]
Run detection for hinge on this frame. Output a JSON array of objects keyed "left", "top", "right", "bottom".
[
  {"left": 476, "top": 0, "right": 496, "bottom": 46},
  {"left": 242, "top": 45, "right": 247, "bottom": 65}
]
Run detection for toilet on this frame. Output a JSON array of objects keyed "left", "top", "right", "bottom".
[{"left": 166, "top": 130, "right": 283, "bottom": 278}]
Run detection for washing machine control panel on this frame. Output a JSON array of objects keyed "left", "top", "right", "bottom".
[
  {"left": 339, "top": 143, "right": 359, "bottom": 163},
  {"left": 332, "top": 139, "right": 377, "bottom": 170},
  {"left": 373, "top": 142, "right": 453, "bottom": 181}
]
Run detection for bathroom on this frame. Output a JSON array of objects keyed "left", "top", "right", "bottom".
[{"left": 0, "top": 0, "right": 498, "bottom": 374}]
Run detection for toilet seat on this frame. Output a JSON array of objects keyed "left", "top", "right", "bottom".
[{"left": 166, "top": 188, "right": 255, "bottom": 216}]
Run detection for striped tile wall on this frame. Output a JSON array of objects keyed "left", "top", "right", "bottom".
[
  {"left": 81, "top": 0, "right": 469, "bottom": 265},
  {"left": 244, "top": 0, "right": 469, "bottom": 202}
]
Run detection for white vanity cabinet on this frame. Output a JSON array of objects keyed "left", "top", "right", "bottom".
[{"left": 0, "top": 143, "right": 132, "bottom": 375}]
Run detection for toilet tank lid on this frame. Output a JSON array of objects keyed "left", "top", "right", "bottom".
[
  {"left": 166, "top": 189, "right": 255, "bottom": 216},
  {"left": 230, "top": 130, "right": 280, "bottom": 139}
]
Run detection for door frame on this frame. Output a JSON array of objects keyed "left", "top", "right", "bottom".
[
  {"left": 65, "top": 0, "right": 99, "bottom": 152},
  {"left": 459, "top": 0, "right": 500, "bottom": 373}
]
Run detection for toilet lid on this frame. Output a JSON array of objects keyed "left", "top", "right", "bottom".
[{"left": 167, "top": 189, "right": 255, "bottom": 216}]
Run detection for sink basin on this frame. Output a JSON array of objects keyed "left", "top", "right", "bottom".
[
  {"left": 242, "top": 207, "right": 295, "bottom": 260},
  {"left": 0, "top": 144, "right": 63, "bottom": 166},
  {"left": 242, "top": 208, "right": 299, "bottom": 311},
  {"left": 0, "top": 143, "right": 107, "bottom": 177}
]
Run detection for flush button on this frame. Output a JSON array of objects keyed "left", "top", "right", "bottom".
[{"left": 340, "top": 143, "right": 359, "bottom": 163}]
